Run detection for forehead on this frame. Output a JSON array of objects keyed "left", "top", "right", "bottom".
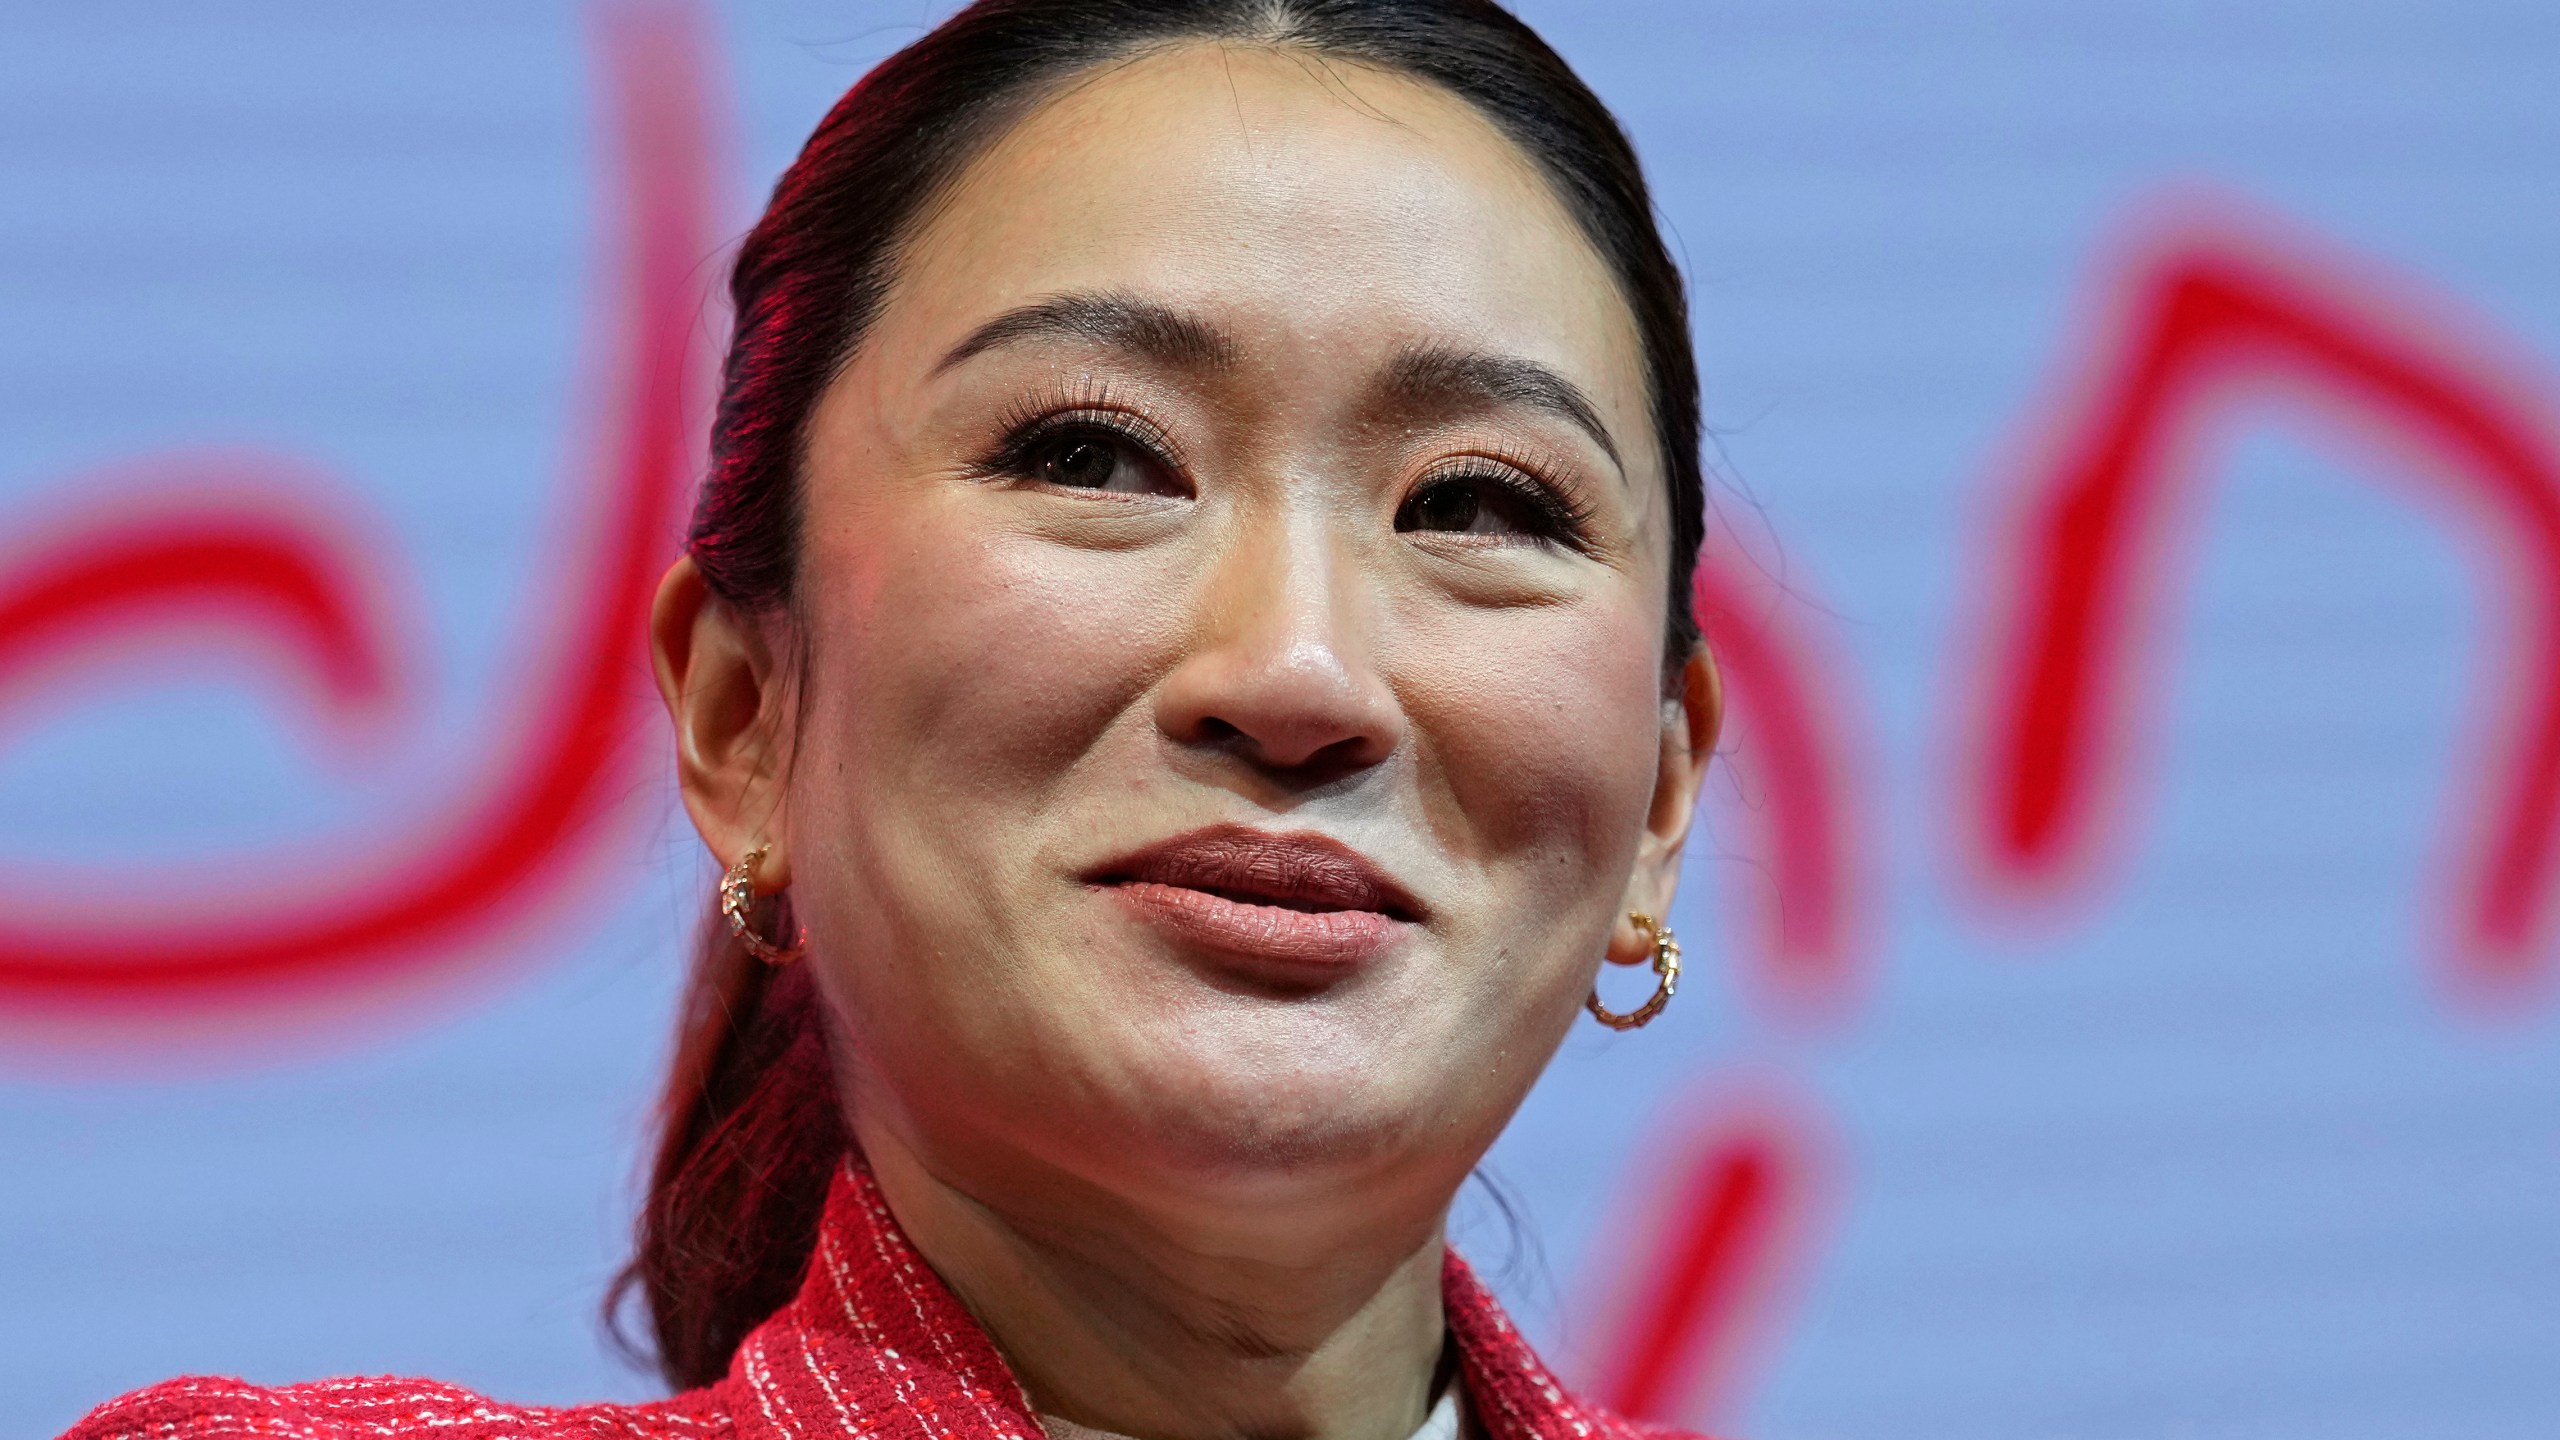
[{"left": 882, "top": 41, "right": 1651, "bottom": 445}]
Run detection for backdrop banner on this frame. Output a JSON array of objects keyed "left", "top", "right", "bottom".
[{"left": 4, "top": 4, "right": 2555, "bottom": 1437}]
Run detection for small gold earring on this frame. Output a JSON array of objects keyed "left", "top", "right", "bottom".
[
  {"left": 720, "top": 844, "right": 806, "bottom": 965},
  {"left": 1587, "top": 911, "right": 1679, "bottom": 1030}
]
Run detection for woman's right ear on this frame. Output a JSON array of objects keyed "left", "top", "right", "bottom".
[{"left": 650, "top": 556, "right": 792, "bottom": 885}]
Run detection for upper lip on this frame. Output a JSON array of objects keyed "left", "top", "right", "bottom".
[{"left": 1090, "top": 823, "right": 1425, "bottom": 922}]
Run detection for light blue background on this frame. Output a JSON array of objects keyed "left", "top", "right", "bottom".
[{"left": 4, "top": 3, "right": 2556, "bottom": 1436}]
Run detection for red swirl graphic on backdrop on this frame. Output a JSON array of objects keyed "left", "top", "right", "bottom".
[
  {"left": 0, "top": 474, "right": 401, "bottom": 752},
  {"left": 1695, "top": 547, "right": 1869, "bottom": 1026},
  {"left": 1962, "top": 202, "right": 2560, "bottom": 1009},
  {"left": 0, "top": 2, "right": 712, "bottom": 1007},
  {"left": 1577, "top": 1083, "right": 1831, "bottom": 1430}
]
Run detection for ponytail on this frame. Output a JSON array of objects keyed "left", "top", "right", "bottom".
[{"left": 611, "top": 902, "right": 842, "bottom": 1389}]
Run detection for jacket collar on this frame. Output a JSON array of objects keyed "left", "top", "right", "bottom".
[{"left": 721, "top": 1160, "right": 1634, "bottom": 1440}]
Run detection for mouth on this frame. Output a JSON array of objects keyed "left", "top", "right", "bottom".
[{"left": 1087, "top": 823, "right": 1423, "bottom": 973}]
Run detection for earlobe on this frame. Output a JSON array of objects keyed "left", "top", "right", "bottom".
[{"left": 649, "top": 556, "right": 792, "bottom": 879}]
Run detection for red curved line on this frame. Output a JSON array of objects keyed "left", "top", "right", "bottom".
[
  {"left": 1970, "top": 209, "right": 2560, "bottom": 1001},
  {"left": 0, "top": 0, "right": 713, "bottom": 999},
  {"left": 1586, "top": 1096, "right": 1824, "bottom": 1427},
  {"left": 1596, "top": 1136, "right": 1776, "bottom": 1422},
  {"left": 1694, "top": 552, "right": 1866, "bottom": 1024},
  {"left": 0, "top": 512, "right": 389, "bottom": 722}
]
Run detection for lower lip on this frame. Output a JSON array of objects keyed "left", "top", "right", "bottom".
[{"left": 1104, "top": 881, "right": 1405, "bottom": 972}]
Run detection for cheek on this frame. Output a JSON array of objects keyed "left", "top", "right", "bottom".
[
  {"left": 1380, "top": 592, "right": 1666, "bottom": 1123},
  {"left": 1397, "top": 596, "right": 1666, "bottom": 894},
  {"left": 800, "top": 515, "right": 1182, "bottom": 825},
  {"left": 786, "top": 502, "right": 1197, "bottom": 1089},
  {"left": 788, "top": 482, "right": 1246, "bottom": 1049}
]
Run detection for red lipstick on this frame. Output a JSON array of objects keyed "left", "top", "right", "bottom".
[{"left": 1090, "top": 824, "right": 1421, "bottom": 974}]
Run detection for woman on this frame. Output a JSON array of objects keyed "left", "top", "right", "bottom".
[{"left": 69, "top": 2, "right": 1721, "bottom": 1438}]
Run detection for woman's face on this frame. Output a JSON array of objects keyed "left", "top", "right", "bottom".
[{"left": 670, "top": 44, "right": 1715, "bottom": 1230}]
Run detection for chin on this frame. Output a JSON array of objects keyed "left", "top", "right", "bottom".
[{"left": 1080, "top": 1003, "right": 1463, "bottom": 1194}]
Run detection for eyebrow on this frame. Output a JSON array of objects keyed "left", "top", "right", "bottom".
[
  {"left": 934, "top": 292, "right": 1238, "bottom": 375},
  {"left": 1381, "top": 343, "right": 1625, "bottom": 473},
  {"left": 933, "top": 294, "right": 1625, "bottom": 472}
]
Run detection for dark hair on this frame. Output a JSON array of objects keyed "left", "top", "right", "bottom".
[{"left": 616, "top": 0, "right": 1705, "bottom": 1391}]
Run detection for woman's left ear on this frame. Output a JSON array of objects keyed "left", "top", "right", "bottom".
[{"left": 1610, "top": 643, "right": 1722, "bottom": 965}]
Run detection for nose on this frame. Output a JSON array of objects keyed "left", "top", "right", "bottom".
[{"left": 1153, "top": 512, "right": 1405, "bottom": 779}]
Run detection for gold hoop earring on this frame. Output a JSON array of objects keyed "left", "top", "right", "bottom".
[
  {"left": 720, "top": 844, "right": 806, "bottom": 965},
  {"left": 1587, "top": 911, "right": 1679, "bottom": 1030}
]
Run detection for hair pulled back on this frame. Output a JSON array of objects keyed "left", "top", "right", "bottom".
[{"left": 618, "top": 0, "right": 1706, "bottom": 1391}]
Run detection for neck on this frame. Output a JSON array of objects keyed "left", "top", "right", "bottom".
[{"left": 854, "top": 1118, "right": 1452, "bottom": 1440}]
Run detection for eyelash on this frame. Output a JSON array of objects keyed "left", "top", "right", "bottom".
[
  {"left": 975, "top": 388, "right": 1599, "bottom": 550},
  {"left": 1410, "top": 454, "right": 1601, "bottom": 553},
  {"left": 978, "top": 384, "right": 1184, "bottom": 488}
]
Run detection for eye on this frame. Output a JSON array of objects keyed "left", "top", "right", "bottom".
[
  {"left": 1396, "top": 468, "right": 1592, "bottom": 549},
  {"left": 1013, "top": 419, "right": 1185, "bottom": 497},
  {"left": 1404, "top": 479, "right": 1492, "bottom": 533},
  {"left": 1041, "top": 435, "right": 1120, "bottom": 488}
]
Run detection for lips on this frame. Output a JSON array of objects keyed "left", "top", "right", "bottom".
[{"left": 1090, "top": 823, "right": 1421, "bottom": 973}]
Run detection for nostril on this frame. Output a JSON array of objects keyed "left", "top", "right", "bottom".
[
  {"left": 1186, "top": 714, "right": 1383, "bottom": 779},
  {"left": 1155, "top": 639, "right": 1405, "bottom": 775},
  {"left": 1304, "top": 732, "right": 1387, "bottom": 773}
]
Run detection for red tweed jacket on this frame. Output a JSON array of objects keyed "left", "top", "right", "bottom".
[{"left": 66, "top": 1161, "right": 1702, "bottom": 1440}]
